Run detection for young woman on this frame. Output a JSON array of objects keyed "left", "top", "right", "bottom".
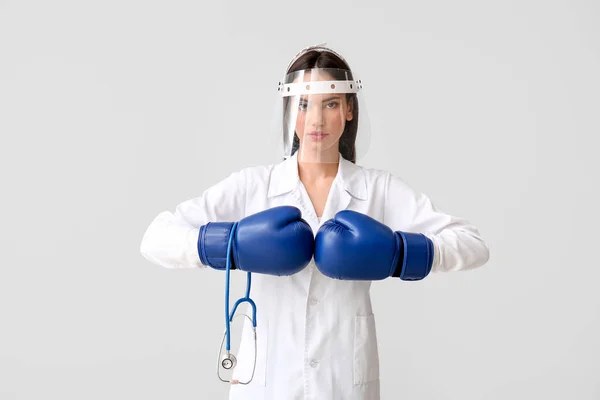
[{"left": 140, "top": 44, "right": 490, "bottom": 400}]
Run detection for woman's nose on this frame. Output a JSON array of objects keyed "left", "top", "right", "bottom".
[{"left": 306, "top": 104, "right": 324, "bottom": 126}]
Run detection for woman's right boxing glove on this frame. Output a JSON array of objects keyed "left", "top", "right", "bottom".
[{"left": 198, "top": 206, "right": 314, "bottom": 276}]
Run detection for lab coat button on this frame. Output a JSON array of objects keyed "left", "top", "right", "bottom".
[
  {"left": 310, "top": 360, "right": 319, "bottom": 368},
  {"left": 309, "top": 298, "right": 319, "bottom": 306}
]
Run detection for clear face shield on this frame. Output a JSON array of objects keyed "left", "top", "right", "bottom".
[{"left": 272, "top": 67, "right": 370, "bottom": 163}]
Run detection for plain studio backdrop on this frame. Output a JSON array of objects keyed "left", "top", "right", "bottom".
[{"left": 1, "top": 0, "right": 599, "bottom": 399}]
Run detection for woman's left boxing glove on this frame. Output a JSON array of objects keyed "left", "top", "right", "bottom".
[{"left": 314, "top": 210, "right": 434, "bottom": 281}]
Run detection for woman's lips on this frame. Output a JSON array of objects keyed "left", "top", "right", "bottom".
[{"left": 307, "top": 131, "right": 329, "bottom": 140}]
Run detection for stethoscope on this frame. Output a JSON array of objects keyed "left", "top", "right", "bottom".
[{"left": 217, "top": 222, "right": 257, "bottom": 384}]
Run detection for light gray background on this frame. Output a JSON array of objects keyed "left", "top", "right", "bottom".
[{"left": 1, "top": 0, "right": 599, "bottom": 399}]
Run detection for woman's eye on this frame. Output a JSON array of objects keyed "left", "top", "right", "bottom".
[
  {"left": 298, "top": 103, "right": 308, "bottom": 111},
  {"left": 326, "top": 102, "right": 339, "bottom": 108}
]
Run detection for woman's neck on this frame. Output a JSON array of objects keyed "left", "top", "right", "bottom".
[
  {"left": 297, "top": 159, "right": 339, "bottom": 183},
  {"left": 296, "top": 147, "right": 340, "bottom": 182}
]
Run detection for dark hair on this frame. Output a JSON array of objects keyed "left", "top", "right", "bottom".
[{"left": 285, "top": 50, "right": 359, "bottom": 163}]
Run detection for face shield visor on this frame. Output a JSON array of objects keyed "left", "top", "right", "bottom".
[{"left": 272, "top": 67, "right": 370, "bottom": 163}]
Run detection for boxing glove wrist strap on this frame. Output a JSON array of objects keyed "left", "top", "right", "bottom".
[
  {"left": 198, "top": 222, "right": 236, "bottom": 270},
  {"left": 393, "top": 232, "right": 434, "bottom": 281}
]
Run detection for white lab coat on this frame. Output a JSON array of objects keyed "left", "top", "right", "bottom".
[{"left": 140, "top": 152, "right": 490, "bottom": 400}]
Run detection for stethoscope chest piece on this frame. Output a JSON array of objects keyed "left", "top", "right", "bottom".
[
  {"left": 221, "top": 353, "right": 237, "bottom": 370},
  {"left": 215, "top": 222, "right": 258, "bottom": 385},
  {"left": 217, "top": 315, "right": 257, "bottom": 384}
]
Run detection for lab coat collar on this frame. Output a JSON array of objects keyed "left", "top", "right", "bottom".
[{"left": 267, "top": 151, "right": 367, "bottom": 200}]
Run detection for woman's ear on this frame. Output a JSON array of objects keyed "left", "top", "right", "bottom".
[{"left": 346, "top": 97, "right": 354, "bottom": 121}]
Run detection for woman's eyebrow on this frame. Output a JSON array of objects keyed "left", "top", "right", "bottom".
[{"left": 299, "top": 95, "right": 341, "bottom": 102}]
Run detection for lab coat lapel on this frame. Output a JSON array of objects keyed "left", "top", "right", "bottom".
[
  {"left": 266, "top": 154, "right": 320, "bottom": 230},
  {"left": 267, "top": 152, "right": 367, "bottom": 227},
  {"left": 320, "top": 154, "right": 367, "bottom": 224},
  {"left": 320, "top": 178, "right": 351, "bottom": 224}
]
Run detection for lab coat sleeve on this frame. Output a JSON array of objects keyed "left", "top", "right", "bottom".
[
  {"left": 140, "top": 170, "right": 247, "bottom": 269},
  {"left": 383, "top": 172, "right": 490, "bottom": 273}
]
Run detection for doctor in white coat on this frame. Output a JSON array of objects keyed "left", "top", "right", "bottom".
[{"left": 140, "top": 44, "right": 490, "bottom": 400}]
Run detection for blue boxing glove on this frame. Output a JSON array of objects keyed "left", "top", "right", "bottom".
[
  {"left": 314, "top": 210, "right": 434, "bottom": 281},
  {"left": 198, "top": 206, "right": 314, "bottom": 276}
]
